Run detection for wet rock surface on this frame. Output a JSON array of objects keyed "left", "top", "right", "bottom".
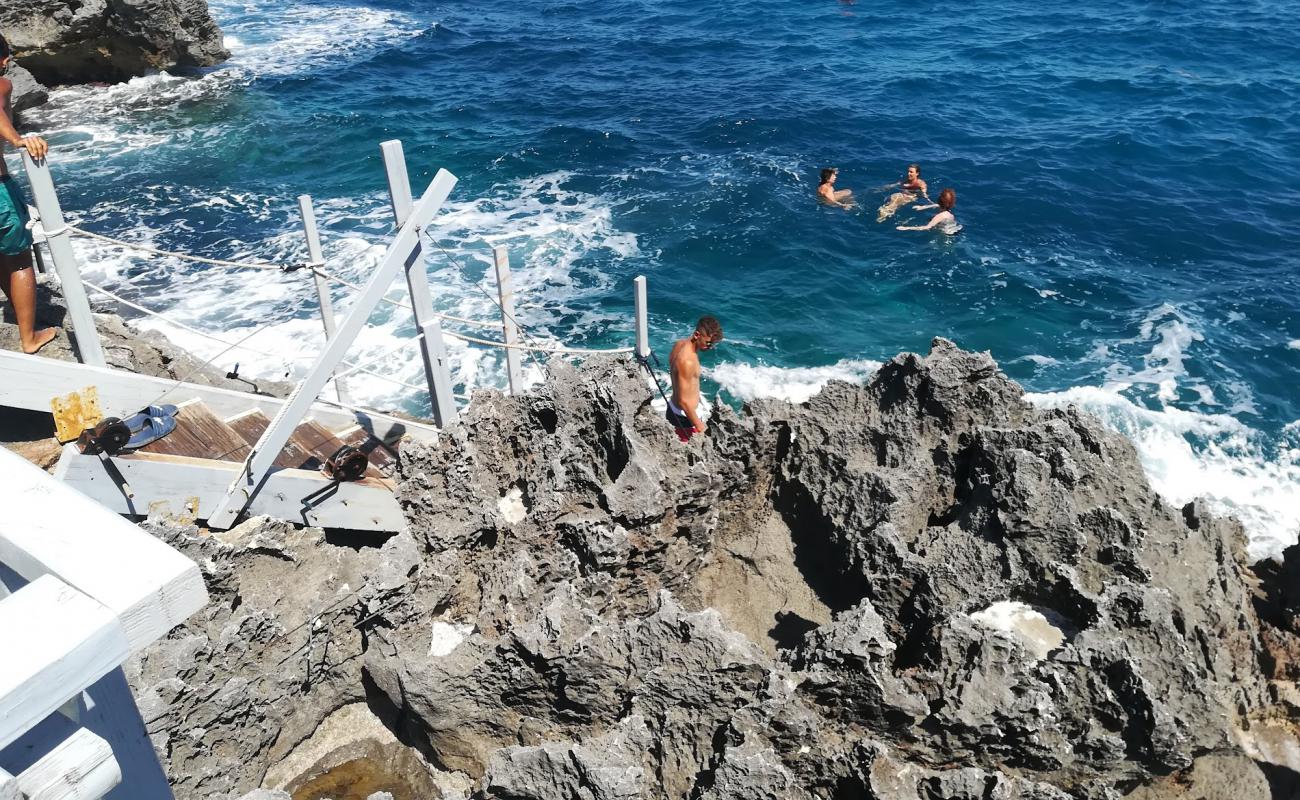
[
  {"left": 127, "top": 339, "right": 1299, "bottom": 798},
  {"left": 0, "top": 0, "right": 227, "bottom": 96}
]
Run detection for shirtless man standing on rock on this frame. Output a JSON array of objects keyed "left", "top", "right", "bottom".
[
  {"left": 666, "top": 316, "right": 723, "bottom": 442},
  {"left": 0, "top": 33, "right": 55, "bottom": 354}
]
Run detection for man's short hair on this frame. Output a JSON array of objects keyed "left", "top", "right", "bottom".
[
  {"left": 696, "top": 316, "right": 723, "bottom": 343},
  {"left": 0, "top": 34, "right": 10, "bottom": 61}
]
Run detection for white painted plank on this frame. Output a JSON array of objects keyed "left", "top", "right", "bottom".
[
  {"left": 0, "top": 576, "right": 129, "bottom": 752},
  {"left": 0, "top": 768, "right": 20, "bottom": 800},
  {"left": 381, "top": 141, "right": 457, "bottom": 426},
  {"left": 16, "top": 728, "right": 121, "bottom": 800},
  {"left": 298, "top": 194, "right": 351, "bottom": 406},
  {"left": 0, "top": 350, "right": 438, "bottom": 444},
  {"left": 54, "top": 446, "right": 404, "bottom": 532},
  {"left": 0, "top": 448, "right": 208, "bottom": 655},
  {"left": 493, "top": 246, "right": 523, "bottom": 395},
  {"left": 206, "top": 168, "right": 457, "bottom": 530},
  {"left": 22, "top": 152, "right": 105, "bottom": 367}
]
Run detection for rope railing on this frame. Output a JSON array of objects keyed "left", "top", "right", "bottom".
[
  {"left": 83, "top": 279, "right": 432, "bottom": 395},
  {"left": 35, "top": 193, "right": 641, "bottom": 440},
  {"left": 57, "top": 220, "right": 638, "bottom": 356}
]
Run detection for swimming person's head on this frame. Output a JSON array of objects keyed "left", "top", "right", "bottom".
[
  {"left": 938, "top": 188, "right": 956, "bottom": 210},
  {"left": 907, "top": 164, "right": 921, "bottom": 181},
  {"left": 693, "top": 316, "right": 724, "bottom": 351},
  {"left": 0, "top": 34, "right": 11, "bottom": 68},
  {"left": 820, "top": 167, "right": 838, "bottom": 185}
]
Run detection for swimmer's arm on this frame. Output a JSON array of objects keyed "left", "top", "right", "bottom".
[
  {"left": 912, "top": 202, "right": 938, "bottom": 211},
  {"left": 897, "top": 212, "right": 946, "bottom": 231},
  {"left": 0, "top": 80, "right": 48, "bottom": 159}
]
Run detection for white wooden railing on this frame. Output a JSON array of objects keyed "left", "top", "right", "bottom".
[{"left": 0, "top": 447, "right": 208, "bottom": 800}]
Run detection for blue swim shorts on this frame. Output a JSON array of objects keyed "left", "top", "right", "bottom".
[{"left": 0, "top": 175, "right": 34, "bottom": 257}]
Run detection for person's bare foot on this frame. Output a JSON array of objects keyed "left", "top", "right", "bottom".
[{"left": 22, "top": 327, "right": 57, "bottom": 355}]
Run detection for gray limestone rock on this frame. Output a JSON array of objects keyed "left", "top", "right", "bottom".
[
  {"left": 0, "top": 0, "right": 228, "bottom": 87},
  {"left": 109, "top": 337, "right": 1287, "bottom": 799}
]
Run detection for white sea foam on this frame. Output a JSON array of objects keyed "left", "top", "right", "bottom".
[
  {"left": 708, "top": 359, "right": 882, "bottom": 404},
  {"left": 1008, "top": 354, "right": 1060, "bottom": 367},
  {"left": 1026, "top": 386, "right": 1300, "bottom": 561},
  {"left": 1289, "top": 340, "right": 1300, "bottom": 351},
  {"left": 215, "top": 3, "right": 430, "bottom": 77},
  {"left": 72, "top": 170, "right": 637, "bottom": 411},
  {"left": 1106, "top": 303, "right": 1206, "bottom": 404}
]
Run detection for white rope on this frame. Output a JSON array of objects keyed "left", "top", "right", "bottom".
[
  {"left": 69, "top": 225, "right": 634, "bottom": 358},
  {"left": 442, "top": 328, "right": 634, "bottom": 355},
  {"left": 83, "top": 279, "right": 429, "bottom": 394},
  {"left": 67, "top": 225, "right": 290, "bottom": 271},
  {"left": 310, "top": 266, "right": 501, "bottom": 329},
  {"left": 83, "top": 280, "right": 292, "bottom": 365},
  {"left": 330, "top": 333, "right": 423, "bottom": 381}
]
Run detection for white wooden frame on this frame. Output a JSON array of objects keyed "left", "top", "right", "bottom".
[
  {"left": 53, "top": 446, "right": 404, "bottom": 531},
  {"left": 20, "top": 152, "right": 105, "bottom": 367},
  {"left": 0, "top": 448, "right": 208, "bottom": 653},
  {"left": 380, "top": 140, "right": 457, "bottom": 427},
  {"left": 205, "top": 167, "right": 459, "bottom": 530},
  {"left": 0, "top": 351, "right": 438, "bottom": 446}
]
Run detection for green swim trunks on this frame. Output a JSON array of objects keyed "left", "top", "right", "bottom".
[{"left": 0, "top": 175, "right": 33, "bottom": 257}]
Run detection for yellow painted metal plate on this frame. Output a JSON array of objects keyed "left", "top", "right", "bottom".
[{"left": 50, "top": 386, "right": 102, "bottom": 444}]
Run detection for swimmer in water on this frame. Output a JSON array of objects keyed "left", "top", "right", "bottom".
[
  {"left": 817, "top": 167, "right": 854, "bottom": 208},
  {"left": 897, "top": 187, "right": 961, "bottom": 235},
  {"left": 876, "top": 163, "right": 929, "bottom": 222}
]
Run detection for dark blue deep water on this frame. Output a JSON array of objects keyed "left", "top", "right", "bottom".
[{"left": 16, "top": 0, "right": 1300, "bottom": 555}]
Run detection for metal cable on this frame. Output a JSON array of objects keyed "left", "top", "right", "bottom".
[
  {"left": 66, "top": 225, "right": 290, "bottom": 271},
  {"left": 84, "top": 280, "right": 430, "bottom": 395}
]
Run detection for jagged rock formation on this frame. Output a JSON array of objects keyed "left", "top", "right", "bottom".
[
  {"left": 127, "top": 339, "right": 1298, "bottom": 799},
  {"left": 6, "top": 63, "right": 48, "bottom": 112},
  {"left": 0, "top": 0, "right": 227, "bottom": 96}
]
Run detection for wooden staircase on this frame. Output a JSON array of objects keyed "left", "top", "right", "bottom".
[
  {"left": 51, "top": 397, "right": 406, "bottom": 531},
  {"left": 138, "top": 401, "right": 397, "bottom": 486},
  {"left": 0, "top": 349, "right": 433, "bottom": 533}
]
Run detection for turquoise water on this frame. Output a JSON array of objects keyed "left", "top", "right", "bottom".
[{"left": 16, "top": 0, "right": 1300, "bottom": 556}]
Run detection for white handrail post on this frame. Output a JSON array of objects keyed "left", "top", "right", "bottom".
[
  {"left": 493, "top": 246, "right": 523, "bottom": 395},
  {"left": 297, "top": 195, "right": 351, "bottom": 405},
  {"left": 20, "top": 152, "right": 105, "bottom": 366},
  {"left": 380, "top": 140, "right": 457, "bottom": 425},
  {"left": 421, "top": 318, "right": 457, "bottom": 426},
  {"left": 634, "top": 275, "right": 649, "bottom": 360},
  {"left": 205, "top": 169, "right": 459, "bottom": 530}
]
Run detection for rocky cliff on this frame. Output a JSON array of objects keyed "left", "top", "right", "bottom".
[
  {"left": 124, "top": 339, "right": 1300, "bottom": 799},
  {"left": 1, "top": 0, "right": 227, "bottom": 108}
]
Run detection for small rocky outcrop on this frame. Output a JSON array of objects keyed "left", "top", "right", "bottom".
[
  {"left": 1, "top": 0, "right": 227, "bottom": 95},
  {"left": 125, "top": 339, "right": 1298, "bottom": 799}
]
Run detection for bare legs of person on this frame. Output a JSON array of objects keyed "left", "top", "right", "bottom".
[
  {"left": 1, "top": 252, "right": 56, "bottom": 354},
  {"left": 876, "top": 191, "right": 916, "bottom": 222}
]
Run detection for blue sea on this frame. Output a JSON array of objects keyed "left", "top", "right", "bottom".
[{"left": 15, "top": 0, "right": 1300, "bottom": 557}]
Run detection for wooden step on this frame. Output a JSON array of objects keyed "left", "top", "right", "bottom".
[
  {"left": 224, "top": 411, "right": 397, "bottom": 482},
  {"left": 138, "top": 400, "right": 249, "bottom": 462},
  {"left": 335, "top": 425, "right": 400, "bottom": 475},
  {"left": 224, "top": 409, "right": 319, "bottom": 470}
]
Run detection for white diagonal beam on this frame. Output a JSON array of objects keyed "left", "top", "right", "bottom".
[{"left": 205, "top": 169, "right": 458, "bottom": 530}]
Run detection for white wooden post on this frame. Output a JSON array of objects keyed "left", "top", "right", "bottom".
[
  {"left": 12, "top": 728, "right": 122, "bottom": 800},
  {"left": 421, "top": 318, "right": 457, "bottom": 425},
  {"left": 493, "top": 246, "right": 523, "bottom": 394},
  {"left": 20, "top": 152, "right": 105, "bottom": 366},
  {"left": 205, "top": 169, "right": 459, "bottom": 530},
  {"left": 297, "top": 195, "right": 351, "bottom": 405},
  {"left": 380, "top": 140, "right": 457, "bottom": 426},
  {"left": 634, "top": 275, "right": 649, "bottom": 360}
]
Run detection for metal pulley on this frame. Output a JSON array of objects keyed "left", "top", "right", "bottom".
[
  {"left": 323, "top": 444, "right": 369, "bottom": 482},
  {"left": 76, "top": 417, "right": 131, "bottom": 456}
]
